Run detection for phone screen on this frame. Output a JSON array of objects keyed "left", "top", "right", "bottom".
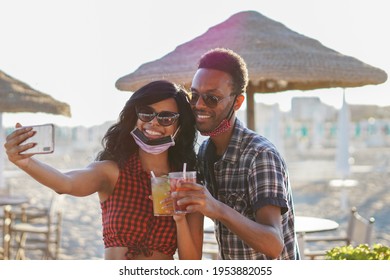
[{"left": 20, "top": 124, "right": 55, "bottom": 154}]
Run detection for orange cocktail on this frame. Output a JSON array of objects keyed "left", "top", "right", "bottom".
[{"left": 151, "top": 176, "right": 172, "bottom": 216}]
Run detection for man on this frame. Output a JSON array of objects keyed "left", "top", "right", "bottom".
[{"left": 173, "top": 48, "right": 299, "bottom": 260}]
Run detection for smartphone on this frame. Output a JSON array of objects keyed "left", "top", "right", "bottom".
[{"left": 20, "top": 124, "right": 55, "bottom": 154}]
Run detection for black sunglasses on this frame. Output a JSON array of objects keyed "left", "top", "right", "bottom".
[
  {"left": 136, "top": 107, "right": 180, "bottom": 126},
  {"left": 190, "top": 91, "right": 232, "bottom": 108}
]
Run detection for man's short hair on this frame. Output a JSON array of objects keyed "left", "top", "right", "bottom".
[{"left": 198, "top": 48, "right": 249, "bottom": 95}]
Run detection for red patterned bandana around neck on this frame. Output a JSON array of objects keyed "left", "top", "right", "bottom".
[
  {"left": 200, "top": 118, "right": 231, "bottom": 137},
  {"left": 200, "top": 95, "right": 237, "bottom": 137}
]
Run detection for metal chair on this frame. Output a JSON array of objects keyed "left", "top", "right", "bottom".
[
  {"left": 6, "top": 193, "right": 65, "bottom": 260},
  {"left": 303, "top": 207, "right": 375, "bottom": 259}
]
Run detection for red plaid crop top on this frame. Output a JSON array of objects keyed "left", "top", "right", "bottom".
[{"left": 101, "top": 153, "right": 177, "bottom": 259}]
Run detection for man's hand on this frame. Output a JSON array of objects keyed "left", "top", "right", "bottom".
[{"left": 171, "top": 182, "right": 221, "bottom": 220}]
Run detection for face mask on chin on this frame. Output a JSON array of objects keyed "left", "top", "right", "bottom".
[{"left": 131, "top": 126, "right": 180, "bottom": 155}]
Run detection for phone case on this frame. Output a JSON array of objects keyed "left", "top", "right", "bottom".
[{"left": 20, "top": 124, "right": 55, "bottom": 154}]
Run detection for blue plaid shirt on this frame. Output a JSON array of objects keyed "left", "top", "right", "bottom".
[{"left": 197, "top": 118, "right": 299, "bottom": 260}]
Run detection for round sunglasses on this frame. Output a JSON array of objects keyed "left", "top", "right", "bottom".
[
  {"left": 136, "top": 107, "right": 180, "bottom": 126},
  {"left": 190, "top": 91, "right": 232, "bottom": 108}
]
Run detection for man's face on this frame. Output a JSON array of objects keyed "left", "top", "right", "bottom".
[{"left": 190, "top": 69, "right": 235, "bottom": 134}]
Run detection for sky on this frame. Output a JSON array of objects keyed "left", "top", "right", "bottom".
[{"left": 1, "top": 0, "right": 389, "bottom": 128}]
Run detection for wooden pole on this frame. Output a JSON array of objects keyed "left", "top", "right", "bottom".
[{"left": 246, "top": 83, "right": 255, "bottom": 131}]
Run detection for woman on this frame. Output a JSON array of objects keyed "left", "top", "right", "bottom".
[{"left": 4, "top": 80, "right": 204, "bottom": 260}]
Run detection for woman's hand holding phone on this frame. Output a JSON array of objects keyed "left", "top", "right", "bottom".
[
  {"left": 19, "top": 123, "right": 55, "bottom": 154},
  {"left": 4, "top": 123, "right": 55, "bottom": 168}
]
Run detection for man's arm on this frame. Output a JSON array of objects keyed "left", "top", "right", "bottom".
[{"left": 173, "top": 183, "right": 284, "bottom": 259}]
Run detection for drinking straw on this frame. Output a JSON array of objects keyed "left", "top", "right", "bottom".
[
  {"left": 150, "top": 171, "right": 156, "bottom": 178},
  {"left": 183, "top": 163, "right": 187, "bottom": 179}
]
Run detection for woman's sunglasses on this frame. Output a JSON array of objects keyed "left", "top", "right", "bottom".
[
  {"left": 189, "top": 91, "right": 232, "bottom": 108},
  {"left": 136, "top": 107, "right": 180, "bottom": 126}
]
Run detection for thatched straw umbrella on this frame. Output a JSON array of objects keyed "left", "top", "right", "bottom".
[
  {"left": 0, "top": 69, "right": 71, "bottom": 190},
  {"left": 115, "top": 10, "right": 387, "bottom": 130}
]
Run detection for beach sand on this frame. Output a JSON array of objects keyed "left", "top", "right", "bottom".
[{"left": 2, "top": 144, "right": 389, "bottom": 260}]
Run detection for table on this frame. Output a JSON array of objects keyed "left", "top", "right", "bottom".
[
  {"left": 295, "top": 216, "right": 340, "bottom": 259},
  {"left": 295, "top": 216, "right": 339, "bottom": 234}
]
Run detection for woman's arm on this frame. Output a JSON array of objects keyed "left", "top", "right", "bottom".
[
  {"left": 4, "top": 123, "right": 118, "bottom": 197},
  {"left": 22, "top": 159, "right": 117, "bottom": 197},
  {"left": 175, "top": 212, "right": 204, "bottom": 260}
]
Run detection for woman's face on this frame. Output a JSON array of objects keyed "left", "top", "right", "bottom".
[{"left": 135, "top": 98, "right": 179, "bottom": 139}]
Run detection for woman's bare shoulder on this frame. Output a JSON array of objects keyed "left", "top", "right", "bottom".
[{"left": 87, "top": 160, "right": 120, "bottom": 200}]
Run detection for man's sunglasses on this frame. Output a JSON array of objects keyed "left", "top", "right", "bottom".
[
  {"left": 136, "top": 107, "right": 180, "bottom": 126},
  {"left": 190, "top": 91, "right": 232, "bottom": 108}
]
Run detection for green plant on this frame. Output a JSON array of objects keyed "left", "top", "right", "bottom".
[{"left": 325, "top": 243, "right": 390, "bottom": 260}]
